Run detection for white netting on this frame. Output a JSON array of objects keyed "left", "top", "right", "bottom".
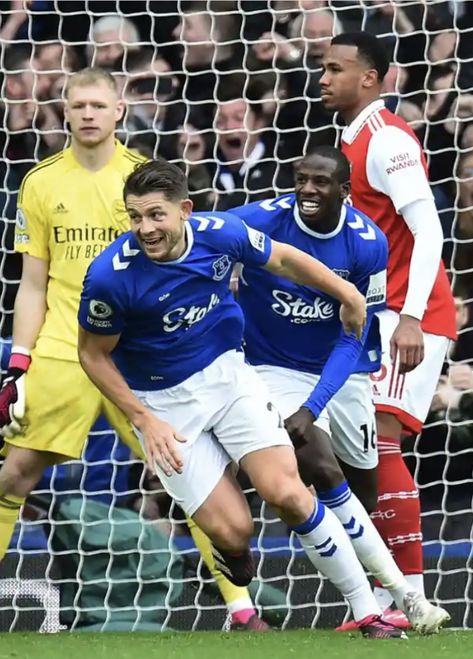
[{"left": 0, "top": 0, "right": 472, "bottom": 632}]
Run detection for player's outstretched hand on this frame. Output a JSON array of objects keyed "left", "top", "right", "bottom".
[
  {"left": 339, "top": 286, "right": 366, "bottom": 339},
  {"left": 137, "top": 412, "right": 187, "bottom": 477},
  {"left": 390, "top": 314, "right": 424, "bottom": 374},
  {"left": 284, "top": 407, "right": 315, "bottom": 449}
]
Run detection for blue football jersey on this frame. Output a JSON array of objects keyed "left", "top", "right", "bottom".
[
  {"left": 78, "top": 212, "right": 271, "bottom": 390},
  {"left": 231, "top": 194, "right": 388, "bottom": 379}
]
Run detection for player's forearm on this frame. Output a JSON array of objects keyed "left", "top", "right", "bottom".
[
  {"left": 12, "top": 280, "right": 47, "bottom": 351},
  {"left": 401, "top": 198, "right": 443, "bottom": 320},
  {"left": 78, "top": 347, "right": 149, "bottom": 428},
  {"left": 267, "top": 241, "right": 360, "bottom": 306}
]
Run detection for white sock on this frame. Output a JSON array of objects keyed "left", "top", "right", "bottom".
[
  {"left": 373, "top": 586, "right": 395, "bottom": 611},
  {"left": 404, "top": 573, "right": 425, "bottom": 596},
  {"left": 292, "top": 499, "right": 382, "bottom": 622},
  {"left": 318, "top": 481, "right": 413, "bottom": 611}
]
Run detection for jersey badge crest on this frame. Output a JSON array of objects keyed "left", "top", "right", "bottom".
[
  {"left": 89, "top": 299, "right": 113, "bottom": 319},
  {"left": 16, "top": 208, "right": 27, "bottom": 230},
  {"left": 212, "top": 254, "right": 232, "bottom": 281}
]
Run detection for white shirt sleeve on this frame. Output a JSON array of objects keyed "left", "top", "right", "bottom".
[
  {"left": 397, "top": 197, "right": 443, "bottom": 320},
  {"left": 366, "top": 125, "right": 433, "bottom": 211}
]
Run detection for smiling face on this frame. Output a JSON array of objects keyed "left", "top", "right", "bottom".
[
  {"left": 294, "top": 154, "right": 348, "bottom": 229},
  {"left": 126, "top": 191, "right": 192, "bottom": 262}
]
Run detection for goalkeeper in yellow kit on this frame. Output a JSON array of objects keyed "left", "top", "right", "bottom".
[{"left": 0, "top": 66, "right": 266, "bottom": 630}]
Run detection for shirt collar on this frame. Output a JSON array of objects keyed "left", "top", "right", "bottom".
[
  {"left": 63, "top": 139, "right": 125, "bottom": 170},
  {"left": 293, "top": 203, "right": 347, "bottom": 239},
  {"left": 239, "top": 141, "right": 266, "bottom": 175},
  {"left": 342, "top": 99, "right": 385, "bottom": 145}
]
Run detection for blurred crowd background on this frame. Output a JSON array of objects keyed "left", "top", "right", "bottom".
[{"left": 0, "top": 0, "right": 472, "bottom": 630}]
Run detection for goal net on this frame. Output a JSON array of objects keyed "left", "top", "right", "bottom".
[{"left": 0, "top": 0, "right": 472, "bottom": 632}]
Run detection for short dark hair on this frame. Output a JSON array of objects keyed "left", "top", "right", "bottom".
[
  {"left": 331, "top": 31, "right": 389, "bottom": 82},
  {"left": 123, "top": 159, "right": 189, "bottom": 202},
  {"left": 299, "top": 145, "right": 351, "bottom": 184},
  {"left": 216, "top": 74, "right": 266, "bottom": 120}
]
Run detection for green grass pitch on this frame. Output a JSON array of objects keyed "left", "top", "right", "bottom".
[{"left": 1, "top": 631, "right": 472, "bottom": 659}]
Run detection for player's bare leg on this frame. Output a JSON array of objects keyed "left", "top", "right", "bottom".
[
  {"left": 0, "top": 446, "right": 56, "bottom": 560},
  {"left": 191, "top": 465, "right": 255, "bottom": 587},
  {"left": 240, "top": 445, "right": 406, "bottom": 639},
  {"left": 186, "top": 517, "right": 269, "bottom": 630}
]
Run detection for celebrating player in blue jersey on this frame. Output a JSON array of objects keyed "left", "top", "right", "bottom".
[
  {"left": 77, "top": 159, "right": 408, "bottom": 639},
  {"left": 230, "top": 145, "right": 450, "bottom": 634}
]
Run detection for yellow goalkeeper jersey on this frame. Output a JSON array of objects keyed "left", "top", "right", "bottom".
[{"left": 14, "top": 141, "right": 146, "bottom": 362}]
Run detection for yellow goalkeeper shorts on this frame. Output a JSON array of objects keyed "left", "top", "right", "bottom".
[{"left": 1, "top": 354, "right": 144, "bottom": 463}]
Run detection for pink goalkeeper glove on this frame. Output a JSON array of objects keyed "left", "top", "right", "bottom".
[{"left": 0, "top": 347, "right": 31, "bottom": 437}]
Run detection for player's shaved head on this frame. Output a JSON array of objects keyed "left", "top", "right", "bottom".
[
  {"left": 124, "top": 159, "right": 189, "bottom": 203},
  {"left": 299, "top": 146, "right": 350, "bottom": 185},
  {"left": 65, "top": 66, "right": 117, "bottom": 97}
]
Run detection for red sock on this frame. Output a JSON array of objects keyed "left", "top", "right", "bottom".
[{"left": 370, "top": 436, "right": 423, "bottom": 587}]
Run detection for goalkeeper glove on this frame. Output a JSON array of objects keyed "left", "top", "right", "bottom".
[{"left": 0, "top": 347, "right": 31, "bottom": 438}]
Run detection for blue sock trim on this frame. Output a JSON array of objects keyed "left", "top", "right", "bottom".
[
  {"left": 318, "top": 481, "right": 352, "bottom": 508},
  {"left": 290, "top": 500, "right": 326, "bottom": 536}
]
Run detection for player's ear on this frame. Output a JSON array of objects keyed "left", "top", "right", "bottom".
[
  {"left": 180, "top": 198, "right": 193, "bottom": 219},
  {"left": 340, "top": 181, "right": 350, "bottom": 200},
  {"left": 115, "top": 99, "right": 125, "bottom": 122},
  {"left": 362, "top": 68, "right": 379, "bottom": 90}
]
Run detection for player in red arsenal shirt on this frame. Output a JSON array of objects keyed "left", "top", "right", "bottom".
[{"left": 320, "top": 31, "right": 456, "bottom": 625}]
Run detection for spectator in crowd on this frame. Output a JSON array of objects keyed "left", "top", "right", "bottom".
[
  {"left": 119, "top": 47, "right": 177, "bottom": 158},
  {"left": 449, "top": 293, "right": 473, "bottom": 365},
  {"left": 171, "top": 1, "right": 242, "bottom": 128},
  {"left": 33, "top": 40, "right": 80, "bottom": 101},
  {"left": 250, "top": 9, "right": 338, "bottom": 158},
  {"left": 289, "top": 7, "right": 341, "bottom": 64},
  {"left": 452, "top": 151, "right": 473, "bottom": 298},
  {"left": 0, "top": 0, "right": 57, "bottom": 42},
  {"left": 210, "top": 78, "right": 293, "bottom": 209},
  {"left": 381, "top": 62, "right": 409, "bottom": 113},
  {"left": 87, "top": 14, "right": 141, "bottom": 71},
  {"left": 174, "top": 121, "right": 214, "bottom": 211}
]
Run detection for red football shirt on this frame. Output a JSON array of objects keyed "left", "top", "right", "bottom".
[{"left": 342, "top": 100, "right": 456, "bottom": 340}]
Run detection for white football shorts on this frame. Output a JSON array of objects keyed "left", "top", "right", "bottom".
[
  {"left": 255, "top": 364, "right": 378, "bottom": 469},
  {"left": 132, "top": 350, "right": 291, "bottom": 515},
  {"left": 371, "top": 309, "right": 450, "bottom": 434}
]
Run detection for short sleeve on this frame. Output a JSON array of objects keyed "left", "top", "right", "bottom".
[
  {"left": 78, "top": 263, "right": 126, "bottom": 335},
  {"left": 366, "top": 126, "right": 433, "bottom": 212},
  {"left": 15, "top": 176, "right": 49, "bottom": 259},
  {"left": 352, "top": 231, "right": 388, "bottom": 315},
  {"left": 230, "top": 195, "right": 294, "bottom": 234},
  {"left": 229, "top": 216, "right": 272, "bottom": 267}
]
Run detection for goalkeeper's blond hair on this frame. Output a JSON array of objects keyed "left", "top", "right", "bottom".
[{"left": 65, "top": 67, "right": 117, "bottom": 97}]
